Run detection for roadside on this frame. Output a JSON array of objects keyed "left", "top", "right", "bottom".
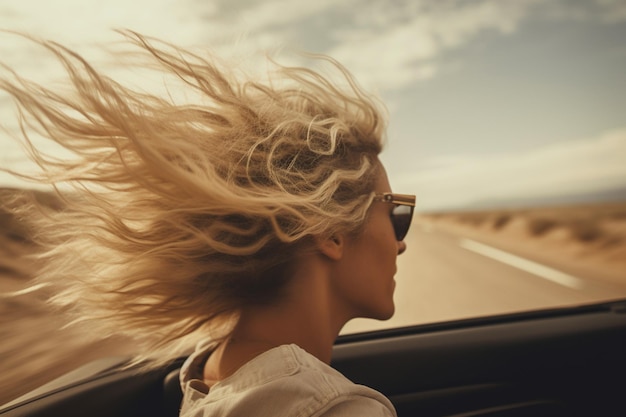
[
  {"left": 417, "top": 202, "right": 626, "bottom": 290},
  {"left": 0, "top": 229, "right": 131, "bottom": 405}
]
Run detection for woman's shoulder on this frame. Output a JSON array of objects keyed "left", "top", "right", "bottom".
[
  {"left": 283, "top": 345, "right": 396, "bottom": 416},
  {"left": 180, "top": 343, "right": 396, "bottom": 417}
]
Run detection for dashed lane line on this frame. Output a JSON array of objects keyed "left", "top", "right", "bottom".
[{"left": 459, "top": 238, "right": 585, "bottom": 290}]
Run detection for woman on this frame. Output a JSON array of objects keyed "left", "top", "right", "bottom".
[{"left": 1, "top": 31, "right": 415, "bottom": 416}]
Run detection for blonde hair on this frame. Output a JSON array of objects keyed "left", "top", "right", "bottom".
[{"left": 0, "top": 31, "right": 386, "bottom": 363}]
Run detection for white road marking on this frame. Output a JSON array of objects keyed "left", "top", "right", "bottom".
[{"left": 459, "top": 238, "right": 586, "bottom": 290}]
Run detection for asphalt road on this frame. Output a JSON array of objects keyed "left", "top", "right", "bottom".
[{"left": 343, "top": 223, "right": 626, "bottom": 334}]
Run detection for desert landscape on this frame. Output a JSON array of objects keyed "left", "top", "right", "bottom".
[
  {"left": 420, "top": 202, "right": 626, "bottom": 285},
  {"left": 1, "top": 189, "right": 625, "bottom": 406},
  {"left": 0, "top": 189, "right": 130, "bottom": 405}
]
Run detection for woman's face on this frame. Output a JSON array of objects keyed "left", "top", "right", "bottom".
[{"left": 331, "top": 165, "right": 407, "bottom": 322}]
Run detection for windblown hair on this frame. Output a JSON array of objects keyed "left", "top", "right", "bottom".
[{"left": 0, "top": 31, "right": 386, "bottom": 363}]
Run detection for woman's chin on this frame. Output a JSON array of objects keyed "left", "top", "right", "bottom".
[{"left": 369, "top": 303, "right": 395, "bottom": 321}]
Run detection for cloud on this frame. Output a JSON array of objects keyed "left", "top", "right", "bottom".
[
  {"left": 542, "top": 0, "right": 626, "bottom": 23},
  {"left": 323, "top": 0, "right": 547, "bottom": 91},
  {"left": 393, "top": 128, "right": 626, "bottom": 210},
  {"left": 0, "top": 0, "right": 225, "bottom": 81},
  {"left": 2, "top": 0, "right": 620, "bottom": 94},
  {"left": 324, "top": 0, "right": 626, "bottom": 91},
  {"left": 222, "top": 0, "right": 337, "bottom": 34},
  {"left": 0, "top": 0, "right": 219, "bottom": 43}
]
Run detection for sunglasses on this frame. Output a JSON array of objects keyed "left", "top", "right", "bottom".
[{"left": 373, "top": 193, "right": 416, "bottom": 241}]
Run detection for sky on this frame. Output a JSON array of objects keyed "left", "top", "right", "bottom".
[{"left": 0, "top": 0, "right": 625, "bottom": 211}]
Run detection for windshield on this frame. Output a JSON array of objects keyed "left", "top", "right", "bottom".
[{"left": 1, "top": 0, "right": 625, "bottom": 406}]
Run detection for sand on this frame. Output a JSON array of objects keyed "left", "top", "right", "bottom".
[
  {"left": 0, "top": 234, "right": 131, "bottom": 405},
  {"left": 421, "top": 202, "right": 626, "bottom": 287}
]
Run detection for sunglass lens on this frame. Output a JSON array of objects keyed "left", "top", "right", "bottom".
[{"left": 392, "top": 205, "right": 413, "bottom": 241}]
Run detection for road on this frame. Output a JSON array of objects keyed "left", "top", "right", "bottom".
[{"left": 343, "top": 223, "right": 626, "bottom": 334}]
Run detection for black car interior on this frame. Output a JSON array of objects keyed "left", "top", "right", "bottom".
[{"left": 2, "top": 300, "right": 626, "bottom": 417}]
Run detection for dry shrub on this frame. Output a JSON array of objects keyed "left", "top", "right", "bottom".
[
  {"left": 492, "top": 213, "right": 512, "bottom": 230},
  {"left": 0, "top": 209, "right": 29, "bottom": 243},
  {"left": 1, "top": 189, "right": 66, "bottom": 276},
  {"left": 569, "top": 219, "right": 604, "bottom": 243},
  {"left": 528, "top": 217, "right": 557, "bottom": 236},
  {"left": 0, "top": 194, "right": 36, "bottom": 279},
  {"left": 456, "top": 212, "right": 489, "bottom": 226},
  {"left": 426, "top": 213, "right": 444, "bottom": 220}
]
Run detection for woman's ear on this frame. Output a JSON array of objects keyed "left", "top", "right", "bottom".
[{"left": 314, "top": 234, "right": 345, "bottom": 261}]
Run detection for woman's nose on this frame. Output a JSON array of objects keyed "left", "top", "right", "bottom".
[{"left": 397, "top": 240, "right": 407, "bottom": 255}]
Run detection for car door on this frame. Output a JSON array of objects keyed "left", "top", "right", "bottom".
[{"left": 3, "top": 299, "right": 626, "bottom": 417}]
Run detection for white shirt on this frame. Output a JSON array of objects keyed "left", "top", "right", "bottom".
[{"left": 179, "top": 340, "right": 397, "bottom": 417}]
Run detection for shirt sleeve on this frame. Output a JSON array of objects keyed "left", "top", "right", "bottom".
[{"left": 318, "top": 395, "right": 397, "bottom": 417}]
